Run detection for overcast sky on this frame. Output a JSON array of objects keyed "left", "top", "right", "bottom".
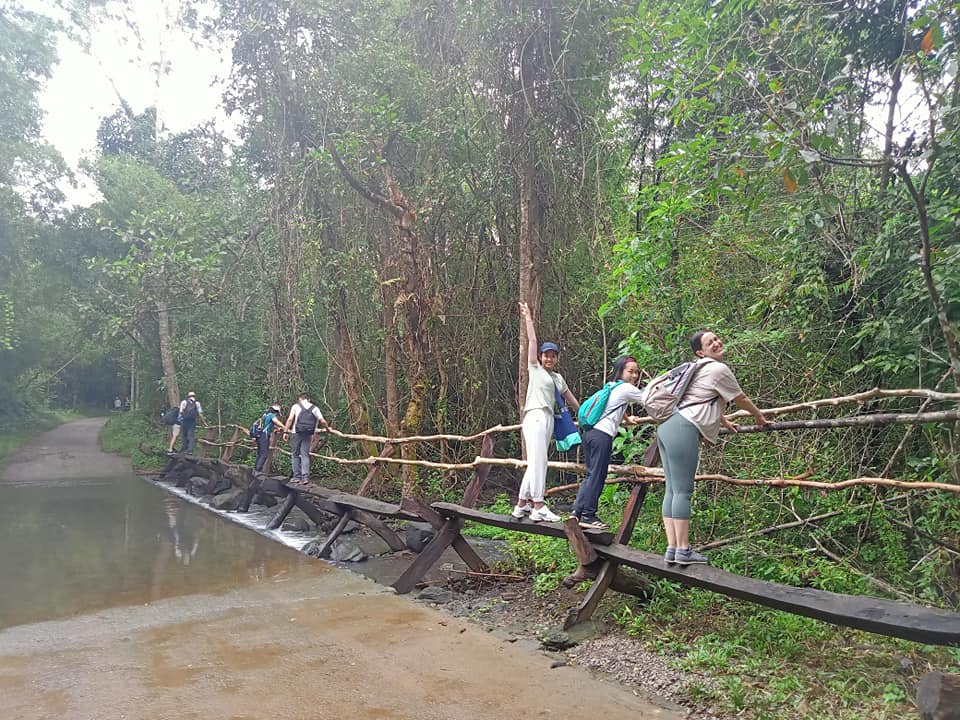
[{"left": 35, "top": 1, "right": 232, "bottom": 204}]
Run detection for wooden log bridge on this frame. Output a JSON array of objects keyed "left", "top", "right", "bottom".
[{"left": 157, "top": 452, "right": 960, "bottom": 647}]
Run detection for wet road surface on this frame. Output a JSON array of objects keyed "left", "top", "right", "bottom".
[{"left": 0, "top": 418, "right": 683, "bottom": 719}]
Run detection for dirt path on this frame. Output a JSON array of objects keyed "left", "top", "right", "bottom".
[
  {"left": 0, "top": 420, "right": 685, "bottom": 720},
  {"left": 0, "top": 416, "right": 130, "bottom": 485}
]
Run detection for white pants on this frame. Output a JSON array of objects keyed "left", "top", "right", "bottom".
[{"left": 518, "top": 407, "right": 554, "bottom": 503}]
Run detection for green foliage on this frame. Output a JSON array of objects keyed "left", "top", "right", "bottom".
[{"left": 99, "top": 411, "right": 167, "bottom": 469}]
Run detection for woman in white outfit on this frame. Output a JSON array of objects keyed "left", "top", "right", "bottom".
[{"left": 513, "top": 302, "right": 580, "bottom": 523}]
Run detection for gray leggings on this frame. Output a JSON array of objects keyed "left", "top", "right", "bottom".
[{"left": 658, "top": 413, "right": 702, "bottom": 520}]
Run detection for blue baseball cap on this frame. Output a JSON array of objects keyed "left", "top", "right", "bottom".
[{"left": 539, "top": 342, "right": 560, "bottom": 354}]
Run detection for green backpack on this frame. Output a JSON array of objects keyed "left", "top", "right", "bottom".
[{"left": 577, "top": 381, "right": 624, "bottom": 431}]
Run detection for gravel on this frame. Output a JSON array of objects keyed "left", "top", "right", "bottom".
[{"left": 433, "top": 578, "right": 733, "bottom": 720}]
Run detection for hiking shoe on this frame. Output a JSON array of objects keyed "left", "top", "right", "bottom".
[
  {"left": 664, "top": 547, "right": 676, "bottom": 564},
  {"left": 530, "top": 505, "right": 562, "bottom": 523},
  {"left": 578, "top": 515, "right": 610, "bottom": 531},
  {"left": 674, "top": 548, "right": 708, "bottom": 565},
  {"left": 511, "top": 503, "right": 533, "bottom": 519}
]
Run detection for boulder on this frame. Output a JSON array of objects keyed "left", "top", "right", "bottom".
[
  {"left": 207, "top": 476, "right": 233, "bottom": 496},
  {"left": 253, "top": 492, "right": 278, "bottom": 508},
  {"left": 210, "top": 488, "right": 246, "bottom": 511},
  {"left": 329, "top": 539, "right": 368, "bottom": 562},
  {"left": 282, "top": 517, "right": 313, "bottom": 533},
  {"left": 187, "top": 476, "right": 209, "bottom": 497},
  {"left": 405, "top": 521, "right": 436, "bottom": 553}
]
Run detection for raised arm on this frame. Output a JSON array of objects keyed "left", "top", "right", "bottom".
[{"left": 519, "top": 301, "right": 539, "bottom": 366}]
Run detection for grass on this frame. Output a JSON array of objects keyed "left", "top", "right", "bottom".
[
  {"left": 99, "top": 410, "right": 171, "bottom": 469},
  {"left": 606, "top": 575, "right": 956, "bottom": 719}
]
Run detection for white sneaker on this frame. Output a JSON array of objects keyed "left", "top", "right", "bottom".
[
  {"left": 529, "top": 505, "right": 561, "bottom": 523},
  {"left": 511, "top": 502, "right": 533, "bottom": 519}
]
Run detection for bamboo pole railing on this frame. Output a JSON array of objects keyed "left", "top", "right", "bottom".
[{"left": 191, "top": 387, "right": 959, "bottom": 495}]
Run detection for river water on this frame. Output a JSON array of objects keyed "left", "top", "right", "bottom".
[{"left": 0, "top": 418, "right": 326, "bottom": 631}]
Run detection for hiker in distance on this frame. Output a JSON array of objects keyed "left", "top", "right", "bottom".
[
  {"left": 178, "top": 391, "right": 204, "bottom": 454},
  {"left": 252, "top": 403, "right": 286, "bottom": 475},
  {"left": 513, "top": 301, "right": 580, "bottom": 523},
  {"left": 659, "top": 330, "right": 768, "bottom": 565},
  {"left": 283, "top": 392, "right": 330, "bottom": 482},
  {"left": 570, "top": 355, "right": 645, "bottom": 530}
]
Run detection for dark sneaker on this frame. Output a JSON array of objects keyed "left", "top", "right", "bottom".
[
  {"left": 674, "top": 548, "right": 708, "bottom": 565},
  {"left": 664, "top": 547, "right": 676, "bottom": 564},
  {"left": 578, "top": 515, "right": 610, "bottom": 530}
]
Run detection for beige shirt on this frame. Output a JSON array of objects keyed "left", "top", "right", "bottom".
[
  {"left": 677, "top": 360, "right": 742, "bottom": 444},
  {"left": 523, "top": 362, "right": 569, "bottom": 414}
]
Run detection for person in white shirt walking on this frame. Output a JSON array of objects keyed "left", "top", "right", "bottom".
[
  {"left": 283, "top": 392, "right": 330, "bottom": 482},
  {"left": 513, "top": 302, "right": 580, "bottom": 523},
  {"left": 177, "top": 391, "right": 204, "bottom": 454}
]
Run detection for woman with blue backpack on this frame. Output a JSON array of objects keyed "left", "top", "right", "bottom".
[
  {"left": 570, "top": 356, "right": 646, "bottom": 530},
  {"left": 252, "top": 403, "right": 285, "bottom": 474}
]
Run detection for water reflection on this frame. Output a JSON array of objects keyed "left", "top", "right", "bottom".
[{"left": 0, "top": 475, "right": 325, "bottom": 630}]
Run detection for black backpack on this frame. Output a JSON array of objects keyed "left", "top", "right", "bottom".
[
  {"left": 161, "top": 407, "right": 179, "bottom": 426},
  {"left": 294, "top": 402, "right": 318, "bottom": 435},
  {"left": 181, "top": 398, "right": 199, "bottom": 421}
]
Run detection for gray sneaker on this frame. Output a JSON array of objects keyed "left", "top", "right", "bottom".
[
  {"left": 664, "top": 547, "right": 676, "bottom": 564},
  {"left": 674, "top": 548, "right": 708, "bottom": 565}
]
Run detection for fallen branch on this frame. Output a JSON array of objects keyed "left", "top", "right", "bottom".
[{"left": 722, "top": 409, "right": 959, "bottom": 434}]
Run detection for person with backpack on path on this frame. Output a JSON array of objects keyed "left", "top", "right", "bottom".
[
  {"left": 283, "top": 392, "right": 330, "bottom": 482},
  {"left": 570, "top": 356, "right": 645, "bottom": 530},
  {"left": 658, "top": 330, "right": 768, "bottom": 565},
  {"left": 163, "top": 406, "right": 181, "bottom": 453},
  {"left": 177, "top": 391, "right": 204, "bottom": 454},
  {"left": 252, "top": 403, "right": 285, "bottom": 474},
  {"left": 512, "top": 302, "right": 580, "bottom": 523}
]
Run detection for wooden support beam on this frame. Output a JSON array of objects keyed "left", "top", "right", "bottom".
[
  {"left": 220, "top": 427, "right": 242, "bottom": 463},
  {"left": 917, "top": 672, "right": 960, "bottom": 719},
  {"left": 562, "top": 517, "right": 598, "bottom": 566},
  {"left": 401, "top": 496, "right": 487, "bottom": 573},
  {"left": 392, "top": 518, "right": 465, "bottom": 594},
  {"left": 564, "top": 483, "right": 649, "bottom": 630},
  {"left": 267, "top": 490, "right": 298, "bottom": 530},
  {"left": 344, "top": 507, "right": 406, "bottom": 552},
  {"left": 356, "top": 444, "right": 395, "bottom": 497},
  {"left": 313, "top": 510, "right": 353, "bottom": 560},
  {"left": 461, "top": 434, "right": 495, "bottom": 508},
  {"left": 593, "top": 543, "right": 960, "bottom": 645}
]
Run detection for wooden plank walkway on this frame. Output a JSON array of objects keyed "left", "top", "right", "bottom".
[
  {"left": 431, "top": 502, "right": 614, "bottom": 545},
  {"left": 595, "top": 543, "right": 960, "bottom": 646}
]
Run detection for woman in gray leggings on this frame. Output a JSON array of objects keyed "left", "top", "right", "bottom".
[{"left": 660, "top": 330, "right": 768, "bottom": 565}]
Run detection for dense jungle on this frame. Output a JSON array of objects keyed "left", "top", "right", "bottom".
[{"left": 2, "top": 1, "right": 959, "bottom": 717}]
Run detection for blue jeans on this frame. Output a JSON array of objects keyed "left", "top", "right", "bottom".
[
  {"left": 572, "top": 428, "right": 613, "bottom": 518},
  {"left": 180, "top": 418, "right": 197, "bottom": 454},
  {"left": 254, "top": 432, "right": 271, "bottom": 472}
]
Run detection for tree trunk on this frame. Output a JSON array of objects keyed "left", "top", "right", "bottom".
[
  {"left": 518, "top": 158, "right": 544, "bottom": 411},
  {"left": 333, "top": 295, "right": 377, "bottom": 457},
  {"left": 156, "top": 296, "right": 180, "bottom": 408}
]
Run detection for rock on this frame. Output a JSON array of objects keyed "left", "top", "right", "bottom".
[
  {"left": 282, "top": 517, "right": 312, "bottom": 533},
  {"left": 302, "top": 539, "right": 323, "bottom": 557},
  {"left": 320, "top": 517, "right": 359, "bottom": 534},
  {"left": 210, "top": 488, "right": 246, "bottom": 511},
  {"left": 328, "top": 539, "right": 368, "bottom": 562},
  {"left": 254, "top": 492, "right": 278, "bottom": 508},
  {"left": 405, "top": 521, "right": 436, "bottom": 553},
  {"left": 417, "top": 586, "right": 455, "bottom": 604},
  {"left": 187, "top": 476, "right": 209, "bottom": 496},
  {"left": 207, "top": 476, "right": 232, "bottom": 496},
  {"left": 539, "top": 628, "right": 576, "bottom": 651}
]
